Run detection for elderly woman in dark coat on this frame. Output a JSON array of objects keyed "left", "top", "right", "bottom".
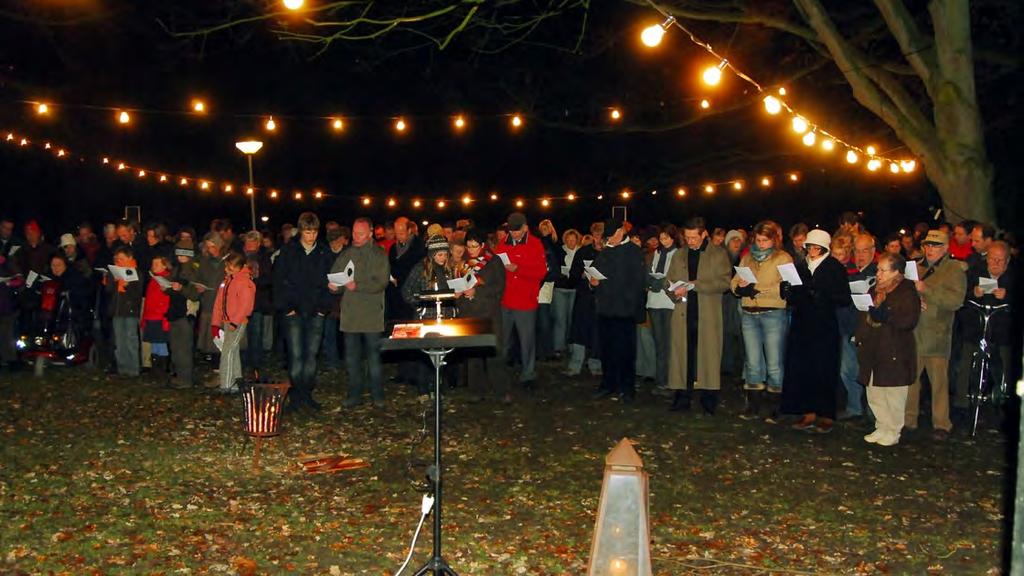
[
  {"left": 855, "top": 252, "right": 920, "bottom": 446},
  {"left": 780, "top": 229, "right": 852, "bottom": 433}
]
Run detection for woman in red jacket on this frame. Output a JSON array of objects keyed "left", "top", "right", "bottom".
[
  {"left": 141, "top": 255, "right": 173, "bottom": 383},
  {"left": 212, "top": 253, "right": 256, "bottom": 393}
]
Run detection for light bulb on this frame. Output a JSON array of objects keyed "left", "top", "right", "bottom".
[
  {"left": 56, "top": 149, "right": 65, "bottom": 157},
  {"left": 117, "top": 162, "right": 126, "bottom": 171},
  {"left": 118, "top": 110, "right": 131, "bottom": 124},
  {"left": 200, "top": 180, "right": 210, "bottom": 190},
  {"left": 283, "top": 0, "right": 304, "bottom": 10},
  {"left": 704, "top": 184, "right": 714, "bottom": 194},
  {"left": 846, "top": 150, "right": 859, "bottom": 164},
  {"left": 224, "top": 184, "right": 233, "bottom": 193},
  {"left": 453, "top": 115, "right": 466, "bottom": 130},
  {"left": 889, "top": 162, "right": 900, "bottom": 174},
  {"left": 515, "top": 199, "right": 524, "bottom": 208},
  {"left": 19, "top": 138, "right": 28, "bottom": 146},
  {"left": 490, "top": 193, "right": 498, "bottom": 201},
  {"left": 36, "top": 103, "right": 49, "bottom": 115},
  {"left": 102, "top": 157, "right": 109, "bottom": 164},
  {"left": 192, "top": 100, "right": 206, "bottom": 113},
  {"left": 179, "top": 177, "right": 188, "bottom": 186},
  {"left": 640, "top": 23, "right": 667, "bottom": 47},
  {"left": 137, "top": 170, "right": 146, "bottom": 178},
  {"left": 867, "top": 159, "right": 881, "bottom": 171},
  {"left": 245, "top": 187, "right": 254, "bottom": 195},
  {"left": 676, "top": 187, "right": 686, "bottom": 197},
  {"left": 761, "top": 177, "right": 771, "bottom": 187},
  {"left": 265, "top": 117, "right": 277, "bottom": 131},
  {"left": 567, "top": 192, "right": 576, "bottom": 201},
  {"left": 387, "top": 198, "right": 396, "bottom": 207},
  {"left": 609, "top": 108, "right": 622, "bottom": 121},
  {"left": 821, "top": 138, "right": 835, "bottom": 151},
  {"left": 332, "top": 118, "right": 344, "bottom": 131},
  {"left": 900, "top": 159, "right": 917, "bottom": 173},
  {"left": 778, "top": 87, "right": 787, "bottom": 96},
  {"left": 802, "top": 131, "right": 816, "bottom": 146},
  {"left": 511, "top": 114, "right": 523, "bottom": 128},
  {"left": 395, "top": 118, "right": 407, "bottom": 132},
  {"left": 413, "top": 199, "right": 421, "bottom": 208},
  {"left": 461, "top": 195, "right": 471, "bottom": 205},
  {"left": 437, "top": 200, "right": 446, "bottom": 209},
  {"left": 362, "top": 197, "right": 371, "bottom": 206},
  {"left": 700, "top": 99, "right": 710, "bottom": 109},
  {"left": 789, "top": 173, "right": 799, "bottom": 182},
  {"left": 702, "top": 61, "right": 726, "bottom": 86},
  {"left": 621, "top": 190, "right": 630, "bottom": 199},
  {"left": 733, "top": 181, "right": 743, "bottom": 190},
  {"left": 541, "top": 198, "right": 550, "bottom": 207},
  {"left": 763, "top": 95, "right": 782, "bottom": 115},
  {"left": 159, "top": 175, "right": 168, "bottom": 182},
  {"left": 314, "top": 191, "right": 323, "bottom": 199},
  {"left": 261, "top": 216, "right": 270, "bottom": 223},
  {"left": 269, "top": 190, "right": 278, "bottom": 199},
  {"left": 791, "top": 116, "right": 808, "bottom": 133},
  {"left": 866, "top": 145, "right": 877, "bottom": 156}
]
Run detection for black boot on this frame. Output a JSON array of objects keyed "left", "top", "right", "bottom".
[
  {"left": 740, "top": 390, "right": 761, "bottom": 420},
  {"left": 669, "top": 390, "right": 691, "bottom": 412},
  {"left": 699, "top": 390, "right": 718, "bottom": 415},
  {"left": 150, "top": 354, "right": 166, "bottom": 383}
]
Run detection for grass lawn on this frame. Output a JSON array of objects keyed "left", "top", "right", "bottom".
[{"left": 0, "top": 359, "right": 1013, "bottom": 575}]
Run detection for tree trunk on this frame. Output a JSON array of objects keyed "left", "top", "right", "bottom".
[{"left": 925, "top": 150, "right": 995, "bottom": 225}]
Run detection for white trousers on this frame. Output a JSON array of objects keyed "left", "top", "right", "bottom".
[{"left": 866, "top": 376, "right": 908, "bottom": 441}]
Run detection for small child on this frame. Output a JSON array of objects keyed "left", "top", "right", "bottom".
[
  {"left": 211, "top": 252, "right": 256, "bottom": 393},
  {"left": 141, "top": 255, "right": 172, "bottom": 382},
  {"left": 105, "top": 247, "right": 143, "bottom": 377}
]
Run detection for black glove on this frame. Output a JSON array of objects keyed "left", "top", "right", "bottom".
[
  {"left": 779, "top": 281, "right": 791, "bottom": 300},
  {"left": 868, "top": 304, "right": 889, "bottom": 323},
  {"left": 735, "top": 284, "right": 759, "bottom": 298},
  {"left": 647, "top": 275, "right": 667, "bottom": 292}
]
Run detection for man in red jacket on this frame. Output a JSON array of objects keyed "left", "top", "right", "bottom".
[{"left": 494, "top": 212, "right": 547, "bottom": 389}]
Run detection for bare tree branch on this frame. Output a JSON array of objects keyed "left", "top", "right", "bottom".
[{"left": 873, "top": 0, "right": 938, "bottom": 96}]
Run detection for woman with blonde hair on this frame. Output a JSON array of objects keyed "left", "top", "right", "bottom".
[{"left": 552, "top": 228, "right": 581, "bottom": 357}]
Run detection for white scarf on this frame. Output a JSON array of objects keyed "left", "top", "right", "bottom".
[
  {"left": 562, "top": 245, "right": 577, "bottom": 270},
  {"left": 807, "top": 254, "right": 827, "bottom": 275}
]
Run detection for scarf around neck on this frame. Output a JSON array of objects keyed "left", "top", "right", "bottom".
[{"left": 750, "top": 245, "right": 773, "bottom": 263}]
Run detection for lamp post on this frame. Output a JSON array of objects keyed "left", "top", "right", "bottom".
[{"left": 235, "top": 140, "right": 263, "bottom": 230}]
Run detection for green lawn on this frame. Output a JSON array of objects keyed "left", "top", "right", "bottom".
[{"left": 0, "top": 361, "right": 1011, "bottom": 575}]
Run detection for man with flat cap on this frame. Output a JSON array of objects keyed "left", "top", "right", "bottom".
[{"left": 494, "top": 212, "right": 548, "bottom": 390}]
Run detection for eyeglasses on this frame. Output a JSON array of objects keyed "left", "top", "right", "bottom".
[{"left": 877, "top": 267, "right": 895, "bottom": 273}]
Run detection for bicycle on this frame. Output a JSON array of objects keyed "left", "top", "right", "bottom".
[{"left": 965, "top": 300, "right": 1010, "bottom": 437}]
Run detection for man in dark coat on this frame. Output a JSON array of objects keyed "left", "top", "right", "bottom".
[
  {"left": 386, "top": 217, "right": 427, "bottom": 386},
  {"left": 780, "top": 229, "right": 852, "bottom": 433},
  {"left": 564, "top": 222, "right": 604, "bottom": 377},
  {"left": 591, "top": 220, "right": 647, "bottom": 403}
]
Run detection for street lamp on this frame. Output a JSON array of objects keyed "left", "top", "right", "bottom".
[{"left": 235, "top": 140, "right": 263, "bottom": 230}]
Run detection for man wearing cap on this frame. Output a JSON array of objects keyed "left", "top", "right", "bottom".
[
  {"left": 906, "top": 229, "right": 967, "bottom": 440},
  {"left": 494, "top": 212, "right": 548, "bottom": 389},
  {"left": 14, "top": 220, "right": 55, "bottom": 276},
  {"left": 590, "top": 219, "right": 647, "bottom": 402}
]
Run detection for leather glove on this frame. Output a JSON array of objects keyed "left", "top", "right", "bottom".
[
  {"left": 779, "top": 281, "right": 792, "bottom": 300},
  {"left": 868, "top": 305, "right": 889, "bottom": 323},
  {"left": 735, "top": 284, "right": 759, "bottom": 298}
]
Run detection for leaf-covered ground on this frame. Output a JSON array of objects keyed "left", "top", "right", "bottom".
[{"left": 0, "top": 358, "right": 1013, "bottom": 575}]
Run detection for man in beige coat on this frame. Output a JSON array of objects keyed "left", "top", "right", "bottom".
[
  {"left": 906, "top": 229, "right": 966, "bottom": 440},
  {"left": 666, "top": 217, "right": 732, "bottom": 414}
]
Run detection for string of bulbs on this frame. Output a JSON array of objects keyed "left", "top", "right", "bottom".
[
  {"left": 640, "top": 0, "right": 917, "bottom": 175},
  {"left": 4, "top": 123, "right": 812, "bottom": 209}
]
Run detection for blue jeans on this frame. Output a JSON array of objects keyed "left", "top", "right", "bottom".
[
  {"left": 284, "top": 314, "right": 324, "bottom": 398},
  {"left": 740, "top": 308, "right": 788, "bottom": 391},
  {"left": 344, "top": 332, "right": 384, "bottom": 403},
  {"left": 112, "top": 316, "right": 140, "bottom": 376},
  {"left": 243, "top": 312, "right": 264, "bottom": 371},
  {"left": 322, "top": 317, "right": 342, "bottom": 368},
  {"left": 567, "top": 343, "right": 602, "bottom": 375},
  {"left": 551, "top": 288, "right": 575, "bottom": 352},
  {"left": 635, "top": 325, "right": 656, "bottom": 379},
  {"left": 839, "top": 333, "right": 863, "bottom": 415}
]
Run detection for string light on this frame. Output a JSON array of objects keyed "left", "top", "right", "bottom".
[
  {"left": 789, "top": 173, "right": 799, "bottom": 182},
  {"left": 699, "top": 99, "right": 710, "bottom": 109},
  {"left": 802, "top": 131, "right": 816, "bottom": 146},
  {"left": 760, "top": 177, "right": 771, "bottom": 187},
  {"left": 192, "top": 99, "right": 206, "bottom": 113},
  {"left": 490, "top": 193, "right": 499, "bottom": 201},
  {"left": 640, "top": 16, "right": 674, "bottom": 47},
  {"left": 846, "top": 150, "right": 859, "bottom": 164},
  {"left": 264, "top": 116, "right": 277, "bottom": 131},
  {"left": 137, "top": 169, "right": 146, "bottom": 178},
  {"left": 541, "top": 198, "right": 550, "bottom": 207},
  {"left": 331, "top": 118, "right": 344, "bottom": 131},
  {"left": 732, "top": 181, "right": 743, "bottom": 190},
  {"left": 597, "top": 194, "right": 604, "bottom": 200},
  {"left": 36, "top": 103, "right": 49, "bottom": 115},
  {"left": 621, "top": 189, "right": 631, "bottom": 199},
  {"left": 821, "top": 138, "right": 835, "bottom": 152},
  {"left": 314, "top": 190, "right": 324, "bottom": 199},
  {"left": 900, "top": 159, "right": 917, "bottom": 173},
  {"left": 387, "top": 198, "right": 396, "bottom": 207},
  {"left": 56, "top": 149, "right": 65, "bottom": 157},
  {"left": 102, "top": 157, "right": 109, "bottom": 164},
  {"left": 510, "top": 114, "right": 523, "bottom": 129},
  {"left": 763, "top": 95, "right": 782, "bottom": 115},
  {"left": 889, "top": 162, "right": 900, "bottom": 174},
  {"left": 453, "top": 115, "right": 467, "bottom": 131},
  {"left": 245, "top": 187, "right": 253, "bottom": 195},
  {"left": 676, "top": 187, "right": 686, "bottom": 197},
  {"left": 704, "top": 184, "right": 714, "bottom": 194},
  {"left": 791, "top": 116, "right": 808, "bottom": 134},
  {"left": 199, "top": 180, "right": 210, "bottom": 190},
  {"left": 5, "top": 133, "right": 12, "bottom": 141},
  {"left": 650, "top": 189, "right": 657, "bottom": 196},
  {"left": 19, "top": 138, "right": 28, "bottom": 146},
  {"left": 261, "top": 216, "right": 270, "bottom": 223},
  {"left": 224, "top": 184, "right": 233, "bottom": 193},
  {"left": 295, "top": 191, "right": 303, "bottom": 200},
  {"left": 270, "top": 190, "right": 279, "bottom": 199},
  {"left": 413, "top": 199, "right": 422, "bottom": 208},
  {"left": 866, "top": 145, "right": 877, "bottom": 156},
  {"left": 515, "top": 199, "right": 524, "bottom": 208},
  {"left": 283, "top": 0, "right": 304, "bottom": 10},
  {"left": 701, "top": 60, "right": 727, "bottom": 86},
  {"left": 394, "top": 118, "right": 407, "bottom": 132},
  {"left": 362, "top": 197, "right": 371, "bottom": 206},
  {"left": 437, "top": 200, "right": 446, "bottom": 209},
  {"left": 609, "top": 108, "right": 622, "bottom": 121},
  {"left": 117, "top": 110, "right": 131, "bottom": 125},
  {"left": 567, "top": 192, "right": 576, "bottom": 201},
  {"left": 179, "top": 177, "right": 188, "bottom": 186},
  {"left": 867, "top": 159, "right": 882, "bottom": 171},
  {"left": 117, "top": 162, "right": 126, "bottom": 171},
  {"left": 778, "top": 87, "right": 787, "bottom": 96},
  {"left": 160, "top": 175, "right": 168, "bottom": 183},
  {"left": 44, "top": 142, "right": 51, "bottom": 149},
  {"left": 461, "top": 194, "right": 471, "bottom": 205}
]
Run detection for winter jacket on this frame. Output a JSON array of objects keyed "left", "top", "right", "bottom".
[
  {"left": 456, "top": 254, "right": 505, "bottom": 337},
  {"left": 333, "top": 241, "right": 390, "bottom": 333},
  {"left": 387, "top": 237, "right": 427, "bottom": 320},
  {"left": 855, "top": 279, "right": 920, "bottom": 387},
  {"left": 245, "top": 248, "right": 275, "bottom": 314},
  {"left": 212, "top": 267, "right": 256, "bottom": 328},
  {"left": 402, "top": 260, "right": 455, "bottom": 320},
  {"left": 493, "top": 232, "right": 547, "bottom": 311},
  {"left": 103, "top": 268, "right": 144, "bottom": 318},
  {"left": 273, "top": 240, "right": 333, "bottom": 316},
  {"left": 730, "top": 248, "right": 792, "bottom": 310},
  {"left": 592, "top": 240, "right": 647, "bottom": 321},
  {"left": 168, "top": 260, "right": 201, "bottom": 321},
  {"left": 14, "top": 241, "right": 56, "bottom": 276},
  {"left": 141, "top": 270, "right": 172, "bottom": 330},
  {"left": 914, "top": 255, "right": 967, "bottom": 357}
]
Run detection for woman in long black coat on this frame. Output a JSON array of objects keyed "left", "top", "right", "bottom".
[
  {"left": 780, "top": 229, "right": 851, "bottom": 433},
  {"left": 565, "top": 239, "right": 601, "bottom": 376}
]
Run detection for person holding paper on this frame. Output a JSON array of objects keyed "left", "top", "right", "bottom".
[
  {"left": 590, "top": 219, "right": 647, "bottom": 403},
  {"left": 331, "top": 218, "right": 390, "bottom": 409},
  {"left": 196, "top": 232, "right": 226, "bottom": 364},
  {"left": 401, "top": 235, "right": 458, "bottom": 393},
  {"left": 211, "top": 253, "right": 256, "bottom": 394},
  {"left": 646, "top": 225, "right": 678, "bottom": 392},
  {"left": 905, "top": 229, "right": 966, "bottom": 440},
  {"left": 835, "top": 233, "right": 879, "bottom": 421},
  {"left": 665, "top": 217, "right": 731, "bottom": 414},
  {"left": 855, "top": 252, "right": 921, "bottom": 446},
  {"left": 730, "top": 220, "right": 793, "bottom": 421},
  {"left": 551, "top": 228, "right": 581, "bottom": 358},
  {"left": 564, "top": 222, "right": 604, "bottom": 378},
  {"left": 166, "top": 239, "right": 202, "bottom": 389},
  {"left": 274, "top": 212, "right": 335, "bottom": 412},
  {"left": 493, "top": 212, "right": 548, "bottom": 390},
  {"left": 104, "top": 246, "right": 144, "bottom": 377},
  {"left": 953, "top": 241, "right": 1015, "bottom": 417},
  {"left": 457, "top": 228, "right": 512, "bottom": 403},
  {"left": 779, "top": 229, "right": 850, "bottom": 434},
  {"left": 0, "top": 240, "right": 21, "bottom": 371},
  {"left": 140, "top": 255, "right": 174, "bottom": 383}
]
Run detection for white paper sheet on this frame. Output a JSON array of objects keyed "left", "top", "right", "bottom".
[
  {"left": 8, "top": 245, "right": 19, "bottom": 256},
  {"left": 213, "top": 328, "right": 224, "bottom": 352},
  {"left": 776, "top": 263, "right": 803, "bottom": 286},
  {"left": 26, "top": 270, "right": 46, "bottom": 287},
  {"left": 153, "top": 275, "right": 173, "bottom": 290},
  {"left": 107, "top": 265, "right": 138, "bottom": 283},
  {"left": 904, "top": 260, "right": 919, "bottom": 281},
  {"left": 979, "top": 277, "right": 999, "bottom": 294},
  {"left": 537, "top": 281, "right": 554, "bottom": 304},
  {"left": 497, "top": 252, "right": 511, "bottom": 266},
  {"left": 851, "top": 294, "right": 874, "bottom": 312},
  {"left": 446, "top": 273, "right": 479, "bottom": 292},
  {"left": 327, "top": 261, "right": 356, "bottom": 286},
  {"left": 649, "top": 272, "right": 666, "bottom": 280},
  {"left": 848, "top": 280, "right": 872, "bottom": 294},
  {"left": 560, "top": 265, "right": 570, "bottom": 277},
  {"left": 583, "top": 260, "right": 593, "bottom": 268},
  {"left": 733, "top": 266, "right": 758, "bottom": 284},
  {"left": 583, "top": 266, "right": 607, "bottom": 281}
]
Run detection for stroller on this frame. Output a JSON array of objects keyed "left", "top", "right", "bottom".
[{"left": 17, "top": 277, "right": 97, "bottom": 376}]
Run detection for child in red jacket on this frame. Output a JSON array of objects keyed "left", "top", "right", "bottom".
[
  {"left": 141, "top": 255, "right": 173, "bottom": 382},
  {"left": 211, "top": 252, "right": 256, "bottom": 393}
]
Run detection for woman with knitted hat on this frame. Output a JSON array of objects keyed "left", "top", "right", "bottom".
[
  {"left": 779, "top": 228, "right": 852, "bottom": 434},
  {"left": 402, "top": 234, "right": 457, "bottom": 393}
]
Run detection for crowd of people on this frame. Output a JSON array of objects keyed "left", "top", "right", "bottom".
[{"left": 0, "top": 210, "right": 1017, "bottom": 446}]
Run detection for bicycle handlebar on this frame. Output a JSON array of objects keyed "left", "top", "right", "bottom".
[{"left": 967, "top": 300, "right": 1009, "bottom": 311}]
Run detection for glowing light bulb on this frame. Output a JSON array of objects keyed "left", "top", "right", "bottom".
[
  {"left": 362, "top": 197, "right": 371, "bottom": 206},
  {"left": 821, "top": 138, "right": 835, "bottom": 151},
  {"left": 394, "top": 118, "right": 407, "bottom": 132},
  {"left": 511, "top": 114, "right": 523, "bottom": 128},
  {"left": 597, "top": 194, "right": 604, "bottom": 200},
  {"left": 541, "top": 198, "right": 550, "bottom": 207},
  {"left": 179, "top": 177, "right": 188, "bottom": 186},
  {"left": 137, "top": 170, "right": 146, "bottom": 178},
  {"left": 515, "top": 199, "right": 524, "bottom": 208},
  {"left": 245, "top": 187, "right": 254, "bottom": 195},
  {"left": 640, "top": 22, "right": 668, "bottom": 47},
  {"left": 261, "top": 216, "right": 270, "bottom": 223},
  {"left": 733, "top": 181, "right": 743, "bottom": 190},
  {"left": 295, "top": 191, "right": 303, "bottom": 200},
  {"left": 789, "top": 173, "right": 799, "bottom": 182},
  {"left": 791, "top": 116, "right": 808, "bottom": 133},
  {"left": 437, "top": 200, "right": 446, "bottom": 209},
  {"left": 283, "top": 0, "right": 304, "bottom": 10},
  {"left": 802, "top": 131, "right": 817, "bottom": 146},
  {"left": 621, "top": 190, "right": 631, "bottom": 199},
  {"left": 387, "top": 198, "right": 396, "bottom": 207},
  {"left": 846, "top": 150, "right": 859, "bottom": 164},
  {"left": 118, "top": 110, "right": 131, "bottom": 125},
  {"left": 461, "top": 194, "right": 471, "bottom": 205},
  {"left": 700, "top": 99, "right": 710, "bottom": 109},
  {"left": 704, "top": 184, "right": 714, "bottom": 194},
  {"left": 102, "top": 157, "right": 109, "bottom": 164},
  {"left": 676, "top": 187, "right": 686, "bottom": 197},
  {"left": 36, "top": 103, "right": 49, "bottom": 115},
  {"left": 270, "top": 190, "right": 279, "bottom": 199},
  {"left": 763, "top": 95, "right": 782, "bottom": 115},
  {"left": 224, "top": 184, "right": 233, "bottom": 193},
  {"left": 413, "top": 199, "right": 422, "bottom": 208},
  {"left": 889, "top": 162, "right": 900, "bottom": 174},
  {"left": 314, "top": 191, "right": 323, "bottom": 199},
  {"left": 159, "top": 175, "right": 168, "bottom": 182},
  {"left": 200, "top": 180, "right": 210, "bottom": 190},
  {"left": 609, "top": 108, "right": 622, "bottom": 121},
  {"left": 866, "top": 145, "right": 877, "bottom": 156},
  {"left": 332, "top": 118, "right": 344, "bottom": 131},
  {"left": 117, "top": 162, "right": 126, "bottom": 171},
  {"left": 567, "top": 192, "right": 576, "bottom": 201},
  {"left": 702, "top": 61, "right": 726, "bottom": 86},
  {"left": 44, "top": 142, "right": 51, "bottom": 149},
  {"left": 900, "top": 159, "right": 917, "bottom": 173},
  {"left": 19, "top": 138, "right": 27, "bottom": 146},
  {"left": 761, "top": 177, "right": 771, "bottom": 187},
  {"left": 5, "top": 133, "right": 13, "bottom": 141},
  {"left": 265, "top": 117, "right": 277, "bottom": 131},
  {"left": 56, "top": 149, "right": 65, "bottom": 157},
  {"left": 650, "top": 189, "right": 657, "bottom": 196},
  {"left": 867, "top": 159, "right": 881, "bottom": 171},
  {"left": 453, "top": 115, "right": 466, "bottom": 130},
  {"left": 192, "top": 100, "right": 206, "bottom": 113},
  {"left": 778, "top": 87, "right": 787, "bottom": 96},
  {"left": 490, "top": 193, "right": 499, "bottom": 201}
]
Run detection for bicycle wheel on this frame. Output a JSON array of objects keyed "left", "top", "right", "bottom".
[{"left": 968, "top": 353, "right": 990, "bottom": 437}]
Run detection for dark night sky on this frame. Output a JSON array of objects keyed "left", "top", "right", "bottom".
[{"left": 0, "top": 1, "right": 1019, "bottom": 236}]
